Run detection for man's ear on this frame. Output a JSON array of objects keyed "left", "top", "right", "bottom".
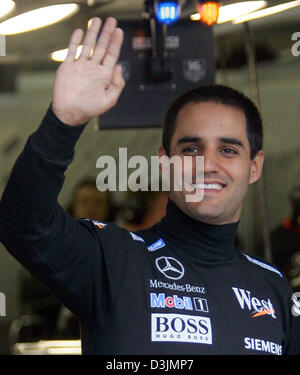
[
  {"left": 158, "top": 145, "right": 166, "bottom": 157},
  {"left": 249, "top": 150, "right": 264, "bottom": 184},
  {"left": 158, "top": 145, "right": 167, "bottom": 173}
]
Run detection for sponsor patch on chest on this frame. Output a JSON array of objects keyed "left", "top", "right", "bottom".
[
  {"left": 151, "top": 313, "right": 212, "bottom": 344},
  {"left": 232, "top": 287, "right": 276, "bottom": 319}
]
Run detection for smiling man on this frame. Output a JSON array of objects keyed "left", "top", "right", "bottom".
[
  {"left": 159, "top": 87, "right": 264, "bottom": 225},
  {"left": 0, "top": 17, "right": 299, "bottom": 355}
]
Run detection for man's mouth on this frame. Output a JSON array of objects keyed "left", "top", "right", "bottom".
[
  {"left": 191, "top": 180, "right": 226, "bottom": 191},
  {"left": 183, "top": 181, "right": 226, "bottom": 202},
  {"left": 194, "top": 182, "right": 225, "bottom": 191}
]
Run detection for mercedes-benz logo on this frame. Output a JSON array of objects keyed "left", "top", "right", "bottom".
[{"left": 155, "top": 256, "right": 185, "bottom": 280}]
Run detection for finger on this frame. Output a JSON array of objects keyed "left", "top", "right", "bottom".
[
  {"left": 79, "top": 17, "right": 102, "bottom": 59},
  {"left": 92, "top": 17, "right": 118, "bottom": 64},
  {"left": 102, "top": 28, "right": 124, "bottom": 69},
  {"left": 111, "top": 64, "right": 125, "bottom": 89},
  {"left": 106, "top": 65, "right": 125, "bottom": 104},
  {"left": 65, "top": 28, "right": 84, "bottom": 62}
]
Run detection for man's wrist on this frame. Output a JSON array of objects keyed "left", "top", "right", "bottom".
[
  {"left": 29, "top": 104, "right": 87, "bottom": 162},
  {"left": 52, "top": 106, "right": 89, "bottom": 127}
]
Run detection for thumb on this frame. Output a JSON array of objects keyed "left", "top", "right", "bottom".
[{"left": 108, "top": 64, "right": 125, "bottom": 96}]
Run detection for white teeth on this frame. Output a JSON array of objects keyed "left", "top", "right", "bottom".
[{"left": 195, "top": 183, "right": 223, "bottom": 190}]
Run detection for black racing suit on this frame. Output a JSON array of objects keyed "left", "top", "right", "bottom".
[{"left": 0, "top": 106, "right": 299, "bottom": 355}]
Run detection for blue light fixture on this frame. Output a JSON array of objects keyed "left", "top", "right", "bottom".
[{"left": 155, "top": 0, "right": 180, "bottom": 24}]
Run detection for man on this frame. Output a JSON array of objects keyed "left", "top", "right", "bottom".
[{"left": 0, "top": 17, "right": 299, "bottom": 355}]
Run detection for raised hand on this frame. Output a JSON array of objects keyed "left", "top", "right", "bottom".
[{"left": 52, "top": 17, "right": 125, "bottom": 126}]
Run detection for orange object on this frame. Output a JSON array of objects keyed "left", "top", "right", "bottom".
[
  {"left": 252, "top": 308, "right": 275, "bottom": 318},
  {"left": 197, "top": 1, "right": 220, "bottom": 25}
]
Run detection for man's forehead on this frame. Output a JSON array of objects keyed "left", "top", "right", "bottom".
[
  {"left": 177, "top": 100, "right": 246, "bottom": 120},
  {"left": 167, "top": 101, "right": 251, "bottom": 157},
  {"left": 174, "top": 102, "right": 247, "bottom": 136}
]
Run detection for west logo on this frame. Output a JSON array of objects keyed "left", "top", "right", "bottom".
[
  {"left": 232, "top": 287, "right": 276, "bottom": 319},
  {"left": 151, "top": 313, "right": 212, "bottom": 344},
  {"left": 150, "top": 293, "right": 209, "bottom": 313}
]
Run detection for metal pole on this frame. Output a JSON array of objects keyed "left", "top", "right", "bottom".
[{"left": 243, "top": 21, "right": 273, "bottom": 263}]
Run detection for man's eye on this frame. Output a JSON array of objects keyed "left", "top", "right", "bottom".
[
  {"left": 222, "top": 148, "right": 237, "bottom": 155},
  {"left": 182, "top": 146, "right": 200, "bottom": 153}
]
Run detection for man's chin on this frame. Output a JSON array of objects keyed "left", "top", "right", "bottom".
[
  {"left": 186, "top": 206, "right": 222, "bottom": 224},
  {"left": 172, "top": 197, "right": 222, "bottom": 224}
]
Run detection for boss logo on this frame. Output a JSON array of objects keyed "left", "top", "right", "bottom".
[{"left": 151, "top": 313, "right": 212, "bottom": 344}]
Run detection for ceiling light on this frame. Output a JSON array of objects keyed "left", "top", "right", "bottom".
[
  {"left": 218, "top": 1, "right": 267, "bottom": 23},
  {"left": 0, "top": 4, "right": 79, "bottom": 35},
  {"left": 51, "top": 45, "right": 95, "bottom": 62},
  {"left": 190, "top": 1, "right": 267, "bottom": 23},
  {"left": 51, "top": 45, "right": 83, "bottom": 62},
  {"left": 0, "top": 0, "right": 15, "bottom": 19},
  {"left": 51, "top": 19, "right": 95, "bottom": 62},
  {"left": 233, "top": 0, "right": 300, "bottom": 23}
]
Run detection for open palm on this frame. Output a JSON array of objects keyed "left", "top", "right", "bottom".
[{"left": 52, "top": 17, "right": 125, "bottom": 126}]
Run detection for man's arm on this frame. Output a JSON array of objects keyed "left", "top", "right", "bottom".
[{"left": 0, "top": 17, "right": 125, "bottom": 319}]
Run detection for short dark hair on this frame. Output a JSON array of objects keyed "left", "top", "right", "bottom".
[{"left": 162, "top": 84, "right": 263, "bottom": 160}]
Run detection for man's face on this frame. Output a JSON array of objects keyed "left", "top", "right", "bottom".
[{"left": 159, "top": 101, "right": 264, "bottom": 225}]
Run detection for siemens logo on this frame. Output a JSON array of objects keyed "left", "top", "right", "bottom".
[
  {"left": 151, "top": 313, "right": 212, "bottom": 344},
  {"left": 244, "top": 337, "right": 282, "bottom": 355},
  {"left": 150, "top": 293, "right": 208, "bottom": 312}
]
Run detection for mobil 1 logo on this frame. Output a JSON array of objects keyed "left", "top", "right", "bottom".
[
  {"left": 150, "top": 293, "right": 209, "bottom": 312},
  {"left": 151, "top": 313, "right": 212, "bottom": 344}
]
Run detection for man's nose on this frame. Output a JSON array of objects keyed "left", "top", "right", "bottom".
[{"left": 203, "top": 148, "right": 220, "bottom": 174}]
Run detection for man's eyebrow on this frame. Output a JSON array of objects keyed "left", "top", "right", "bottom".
[
  {"left": 176, "top": 136, "right": 245, "bottom": 149},
  {"left": 219, "top": 137, "right": 245, "bottom": 148},
  {"left": 176, "top": 136, "right": 202, "bottom": 145}
]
